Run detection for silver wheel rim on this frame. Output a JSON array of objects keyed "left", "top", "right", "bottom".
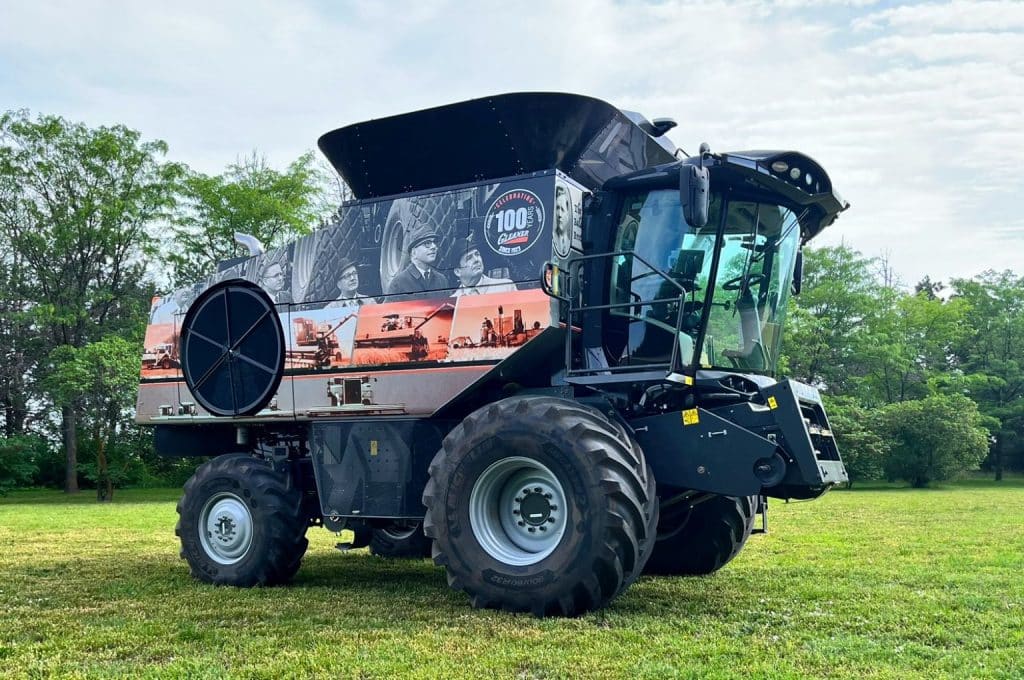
[
  {"left": 381, "top": 520, "right": 420, "bottom": 540},
  {"left": 199, "top": 492, "right": 254, "bottom": 565},
  {"left": 469, "top": 456, "right": 567, "bottom": 566}
]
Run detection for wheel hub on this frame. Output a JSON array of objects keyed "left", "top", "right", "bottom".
[
  {"left": 516, "top": 489, "right": 554, "bottom": 527},
  {"left": 214, "top": 515, "right": 237, "bottom": 541},
  {"left": 199, "top": 492, "right": 254, "bottom": 565},
  {"left": 469, "top": 457, "right": 567, "bottom": 566}
]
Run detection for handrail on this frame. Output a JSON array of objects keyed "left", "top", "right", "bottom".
[{"left": 543, "top": 251, "right": 694, "bottom": 380}]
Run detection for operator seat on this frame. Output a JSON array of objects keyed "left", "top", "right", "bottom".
[{"left": 721, "top": 288, "right": 767, "bottom": 370}]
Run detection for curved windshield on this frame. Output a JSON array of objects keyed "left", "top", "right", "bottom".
[
  {"left": 609, "top": 190, "right": 799, "bottom": 375},
  {"left": 703, "top": 201, "right": 800, "bottom": 373}
]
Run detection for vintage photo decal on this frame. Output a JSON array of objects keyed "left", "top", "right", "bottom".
[
  {"left": 284, "top": 305, "right": 359, "bottom": 371},
  {"left": 351, "top": 298, "right": 454, "bottom": 366},
  {"left": 447, "top": 289, "right": 551, "bottom": 362},
  {"left": 446, "top": 231, "right": 518, "bottom": 297},
  {"left": 141, "top": 175, "right": 558, "bottom": 386},
  {"left": 553, "top": 182, "right": 572, "bottom": 258},
  {"left": 248, "top": 242, "right": 296, "bottom": 305},
  {"left": 484, "top": 189, "right": 546, "bottom": 257},
  {"left": 139, "top": 317, "right": 180, "bottom": 378}
]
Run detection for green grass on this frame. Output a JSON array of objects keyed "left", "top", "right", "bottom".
[{"left": 1, "top": 479, "right": 1022, "bottom": 679}]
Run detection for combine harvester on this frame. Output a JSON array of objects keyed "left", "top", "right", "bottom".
[{"left": 138, "top": 92, "right": 849, "bottom": 616}]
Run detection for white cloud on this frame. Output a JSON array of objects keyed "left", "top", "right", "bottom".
[
  {"left": 852, "top": 32, "right": 1024, "bottom": 62},
  {"left": 854, "top": 0, "right": 1024, "bottom": 32},
  {"left": 0, "top": 0, "right": 1021, "bottom": 284}
]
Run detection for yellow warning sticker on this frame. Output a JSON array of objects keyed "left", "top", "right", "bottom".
[
  {"left": 683, "top": 375, "right": 694, "bottom": 386},
  {"left": 768, "top": 397, "right": 778, "bottom": 410},
  {"left": 370, "top": 440, "right": 378, "bottom": 456},
  {"left": 682, "top": 409, "right": 700, "bottom": 426}
]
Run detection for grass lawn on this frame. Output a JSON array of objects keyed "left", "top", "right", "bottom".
[{"left": 1, "top": 478, "right": 1022, "bottom": 679}]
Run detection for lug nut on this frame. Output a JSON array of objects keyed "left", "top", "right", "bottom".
[
  {"left": 544, "top": 492, "right": 552, "bottom": 499},
  {"left": 547, "top": 517, "right": 556, "bottom": 523},
  {"left": 512, "top": 509, "right": 520, "bottom": 515},
  {"left": 517, "top": 521, "right": 525, "bottom": 526},
  {"left": 550, "top": 505, "right": 557, "bottom": 511},
  {"left": 522, "top": 489, "right": 531, "bottom": 495},
  {"left": 534, "top": 487, "right": 542, "bottom": 493},
  {"left": 539, "top": 526, "right": 547, "bottom": 532},
  {"left": 528, "top": 527, "right": 536, "bottom": 533},
  {"left": 514, "top": 497, "right": 523, "bottom": 502}
]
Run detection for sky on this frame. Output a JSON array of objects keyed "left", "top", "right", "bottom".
[{"left": 1, "top": 0, "right": 1021, "bottom": 287}]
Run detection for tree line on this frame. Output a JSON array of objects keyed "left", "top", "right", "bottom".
[
  {"left": 0, "top": 111, "right": 339, "bottom": 497},
  {"left": 783, "top": 247, "right": 1022, "bottom": 486},
  {"left": 1, "top": 111, "right": 1020, "bottom": 496}
]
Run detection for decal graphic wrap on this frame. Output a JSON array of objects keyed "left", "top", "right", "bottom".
[{"left": 138, "top": 174, "right": 560, "bottom": 422}]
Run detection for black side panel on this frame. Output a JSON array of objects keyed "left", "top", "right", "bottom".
[
  {"left": 632, "top": 408, "right": 776, "bottom": 497},
  {"left": 154, "top": 424, "right": 239, "bottom": 457},
  {"left": 310, "top": 419, "right": 451, "bottom": 519}
]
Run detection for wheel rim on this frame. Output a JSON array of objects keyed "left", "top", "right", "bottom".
[
  {"left": 469, "top": 456, "right": 567, "bottom": 566},
  {"left": 380, "top": 520, "right": 420, "bottom": 540},
  {"left": 199, "top": 492, "right": 254, "bottom": 565}
]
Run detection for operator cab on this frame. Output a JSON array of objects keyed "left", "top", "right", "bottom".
[{"left": 591, "top": 150, "right": 847, "bottom": 379}]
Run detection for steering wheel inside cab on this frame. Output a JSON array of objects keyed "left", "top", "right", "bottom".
[{"left": 722, "top": 272, "right": 767, "bottom": 292}]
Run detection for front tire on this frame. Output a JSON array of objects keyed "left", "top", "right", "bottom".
[
  {"left": 176, "top": 454, "right": 309, "bottom": 586},
  {"left": 423, "top": 396, "right": 656, "bottom": 617},
  {"left": 643, "top": 494, "right": 756, "bottom": 576}
]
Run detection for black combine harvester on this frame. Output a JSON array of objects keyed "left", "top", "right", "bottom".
[{"left": 137, "top": 93, "right": 849, "bottom": 616}]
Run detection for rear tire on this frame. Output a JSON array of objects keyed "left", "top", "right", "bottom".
[
  {"left": 176, "top": 454, "right": 309, "bottom": 586},
  {"left": 643, "top": 494, "right": 756, "bottom": 576},
  {"left": 369, "top": 520, "right": 433, "bottom": 558},
  {"left": 423, "top": 396, "right": 656, "bottom": 617}
]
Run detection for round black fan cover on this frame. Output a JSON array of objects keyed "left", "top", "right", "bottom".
[{"left": 179, "top": 279, "right": 285, "bottom": 417}]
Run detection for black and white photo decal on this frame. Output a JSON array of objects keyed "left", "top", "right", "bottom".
[
  {"left": 553, "top": 182, "right": 572, "bottom": 258},
  {"left": 555, "top": 178, "right": 586, "bottom": 258},
  {"left": 446, "top": 232, "right": 517, "bottom": 297},
  {"left": 249, "top": 243, "right": 296, "bottom": 305}
]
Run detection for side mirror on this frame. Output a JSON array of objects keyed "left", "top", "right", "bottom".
[
  {"left": 792, "top": 250, "right": 804, "bottom": 296},
  {"left": 680, "top": 163, "right": 709, "bottom": 228}
]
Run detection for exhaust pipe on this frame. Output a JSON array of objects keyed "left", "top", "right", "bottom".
[{"left": 234, "top": 232, "right": 265, "bottom": 256}]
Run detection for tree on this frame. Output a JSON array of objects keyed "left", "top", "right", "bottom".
[
  {"left": 0, "top": 234, "right": 38, "bottom": 437},
  {"left": 914, "top": 275, "right": 943, "bottom": 300},
  {"left": 858, "top": 290, "right": 967, "bottom": 405},
  {"left": 951, "top": 270, "right": 1024, "bottom": 479},
  {"left": 880, "top": 394, "right": 989, "bottom": 487},
  {"left": 0, "top": 110, "right": 180, "bottom": 492},
  {"left": 167, "top": 151, "right": 328, "bottom": 287},
  {"left": 823, "top": 396, "right": 888, "bottom": 487},
  {"left": 44, "top": 336, "right": 141, "bottom": 501},
  {"left": 0, "top": 434, "right": 43, "bottom": 495},
  {"left": 782, "top": 244, "right": 881, "bottom": 395}
]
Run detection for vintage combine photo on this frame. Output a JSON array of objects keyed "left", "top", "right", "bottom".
[{"left": 350, "top": 299, "right": 455, "bottom": 365}]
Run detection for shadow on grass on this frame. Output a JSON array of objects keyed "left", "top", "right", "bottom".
[
  {"left": 294, "top": 551, "right": 447, "bottom": 590},
  {"left": 273, "top": 552, "right": 737, "bottom": 620},
  {"left": 8, "top": 548, "right": 734, "bottom": 622}
]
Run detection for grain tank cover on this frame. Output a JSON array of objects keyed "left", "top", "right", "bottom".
[{"left": 318, "top": 92, "right": 678, "bottom": 199}]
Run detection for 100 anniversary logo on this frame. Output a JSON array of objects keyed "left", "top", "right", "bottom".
[{"left": 484, "top": 189, "right": 546, "bottom": 256}]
